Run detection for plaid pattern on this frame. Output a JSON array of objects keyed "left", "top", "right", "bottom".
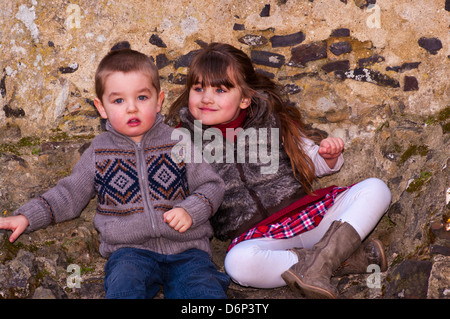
[{"left": 227, "top": 186, "right": 350, "bottom": 251}]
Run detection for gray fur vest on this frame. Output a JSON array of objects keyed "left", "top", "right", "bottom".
[{"left": 178, "top": 105, "right": 305, "bottom": 240}]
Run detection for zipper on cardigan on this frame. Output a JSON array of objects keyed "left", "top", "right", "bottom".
[{"left": 136, "top": 142, "right": 158, "bottom": 236}]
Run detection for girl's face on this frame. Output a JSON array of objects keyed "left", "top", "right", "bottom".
[{"left": 188, "top": 78, "right": 251, "bottom": 126}]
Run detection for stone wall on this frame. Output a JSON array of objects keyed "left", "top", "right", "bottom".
[{"left": 0, "top": 0, "right": 449, "bottom": 299}]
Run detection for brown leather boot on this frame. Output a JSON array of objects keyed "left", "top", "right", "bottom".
[
  {"left": 289, "top": 238, "right": 387, "bottom": 278},
  {"left": 333, "top": 239, "right": 387, "bottom": 276},
  {"left": 281, "top": 221, "right": 361, "bottom": 299}
]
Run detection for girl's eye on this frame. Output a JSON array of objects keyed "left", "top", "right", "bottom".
[
  {"left": 113, "top": 98, "right": 124, "bottom": 104},
  {"left": 192, "top": 86, "right": 203, "bottom": 92},
  {"left": 216, "top": 88, "right": 227, "bottom": 93}
]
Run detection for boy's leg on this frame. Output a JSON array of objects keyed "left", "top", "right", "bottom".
[
  {"left": 164, "top": 249, "right": 230, "bottom": 299},
  {"left": 104, "top": 247, "right": 162, "bottom": 299}
]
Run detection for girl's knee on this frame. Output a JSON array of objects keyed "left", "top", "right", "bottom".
[
  {"left": 224, "top": 244, "right": 259, "bottom": 287},
  {"left": 353, "top": 178, "right": 392, "bottom": 215},
  {"left": 365, "top": 178, "right": 391, "bottom": 201}
]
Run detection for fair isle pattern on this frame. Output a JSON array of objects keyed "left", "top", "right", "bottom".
[
  {"left": 39, "top": 196, "right": 56, "bottom": 224},
  {"left": 97, "top": 206, "right": 144, "bottom": 216},
  {"left": 95, "top": 155, "right": 142, "bottom": 207},
  {"left": 153, "top": 204, "right": 173, "bottom": 213},
  {"left": 146, "top": 153, "right": 189, "bottom": 201},
  {"left": 193, "top": 192, "right": 214, "bottom": 217}
]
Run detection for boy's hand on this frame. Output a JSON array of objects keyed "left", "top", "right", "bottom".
[
  {"left": 163, "top": 208, "right": 193, "bottom": 233},
  {"left": 0, "top": 215, "right": 29, "bottom": 243},
  {"left": 318, "top": 137, "right": 344, "bottom": 169}
]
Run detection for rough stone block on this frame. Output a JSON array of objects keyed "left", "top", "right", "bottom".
[
  {"left": 251, "top": 50, "right": 285, "bottom": 68},
  {"left": 270, "top": 31, "right": 305, "bottom": 48},
  {"left": 418, "top": 37, "right": 443, "bottom": 55},
  {"left": 288, "top": 41, "right": 327, "bottom": 67},
  {"left": 329, "top": 41, "right": 352, "bottom": 56}
]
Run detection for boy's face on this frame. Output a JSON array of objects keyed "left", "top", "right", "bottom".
[{"left": 94, "top": 71, "right": 164, "bottom": 143}]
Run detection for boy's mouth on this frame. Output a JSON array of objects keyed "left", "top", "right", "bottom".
[{"left": 127, "top": 118, "right": 141, "bottom": 126}]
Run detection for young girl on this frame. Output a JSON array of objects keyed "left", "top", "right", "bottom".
[{"left": 167, "top": 43, "right": 391, "bottom": 299}]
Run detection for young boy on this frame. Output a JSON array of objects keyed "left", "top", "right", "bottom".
[{"left": 0, "top": 47, "right": 229, "bottom": 299}]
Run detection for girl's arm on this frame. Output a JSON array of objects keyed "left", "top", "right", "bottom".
[
  {"left": 301, "top": 137, "right": 344, "bottom": 177},
  {"left": 318, "top": 137, "right": 345, "bottom": 169}
]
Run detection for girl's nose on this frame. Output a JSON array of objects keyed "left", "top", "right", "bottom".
[{"left": 201, "top": 89, "right": 213, "bottom": 104}]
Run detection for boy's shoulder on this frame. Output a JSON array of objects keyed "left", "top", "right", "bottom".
[
  {"left": 148, "top": 118, "right": 188, "bottom": 144},
  {"left": 90, "top": 131, "right": 115, "bottom": 146}
]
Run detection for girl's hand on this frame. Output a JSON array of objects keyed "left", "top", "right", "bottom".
[
  {"left": 0, "top": 215, "right": 29, "bottom": 243},
  {"left": 318, "top": 137, "right": 344, "bottom": 159},
  {"left": 163, "top": 208, "right": 193, "bottom": 233},
  {"left": 318, "top": 137, "right": 344, "bottom": 168}
]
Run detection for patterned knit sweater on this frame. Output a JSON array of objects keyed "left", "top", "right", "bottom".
[{"left": 14, "top": 114, "right": 225, "bottom": 257}]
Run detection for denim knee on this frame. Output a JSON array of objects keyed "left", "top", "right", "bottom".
[
  {"left": 104, "top": 248, "right": 160, "bottom": 299},
  {"left": 104, "top": 248, "right": 229, "bottom": 299},
  {"left": 164, "top": 249, "right": 230, "bottom": 299}
]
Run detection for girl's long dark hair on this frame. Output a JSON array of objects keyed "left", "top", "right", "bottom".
[{"left": 166, "top": 43, "right": 315, "bottom": 193}]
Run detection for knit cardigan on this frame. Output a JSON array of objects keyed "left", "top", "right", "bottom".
[
  {"left": 14, "top": 114, "right": 225, "bottom": 257},
  {"left": 178, "top": 105, "right": 343, "bottom": 240}
]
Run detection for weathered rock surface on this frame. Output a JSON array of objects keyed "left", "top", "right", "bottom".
[{"left": 0, "top": 0, "right": 449, "bottom": 299}]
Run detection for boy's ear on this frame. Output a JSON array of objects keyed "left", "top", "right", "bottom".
[
  {"left": 94, "top": 98, "right": 108, "bottom": 119},
  {"left": 157, "top": 90, "right": 165, "bottom": 112}
]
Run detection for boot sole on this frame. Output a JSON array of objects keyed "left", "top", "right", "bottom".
[
  {"left": 372, "top": 239, "right": 387, "bottom": 272},
  {"left": 281, "top": 270, "right": 337, "bottom": 299}
]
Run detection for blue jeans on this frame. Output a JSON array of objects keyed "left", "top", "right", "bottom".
[{"left": 104, "top": 247, "right": 230, "bottom": 299}]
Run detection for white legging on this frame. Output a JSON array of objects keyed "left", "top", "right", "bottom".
[{"left": 224, "top": 178, "right": 392, "bottom": 288}]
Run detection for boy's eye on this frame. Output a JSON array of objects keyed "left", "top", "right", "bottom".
[
  {"left": 113, "top": 98, "right": 124, "bottom": 104},
  {"left": 138, "top": 95, "right": 148, "bottom": 101}
]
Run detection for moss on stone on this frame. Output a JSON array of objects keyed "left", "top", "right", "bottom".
[
  {"left": 406, "top": 171, "right": 432, "bottom": 193},
  {"left": 400, "top": 144, "right": 429, "bottom": 164}
]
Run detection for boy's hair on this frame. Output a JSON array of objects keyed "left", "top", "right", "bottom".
[{"left": 95, "top": 47, "right": 160, "bottom": 101}]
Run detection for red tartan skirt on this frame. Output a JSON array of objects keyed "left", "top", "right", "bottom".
[{"left": 227, "top": 185, "right": 350, "bottom": 252}]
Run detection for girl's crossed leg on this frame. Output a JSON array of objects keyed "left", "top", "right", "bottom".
[{"left": 224, "top": 178, "right": 391, "bottom": 288}]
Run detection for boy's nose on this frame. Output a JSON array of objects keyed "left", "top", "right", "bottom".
[{"left": 127, "top": 101, "right": 138, "bottom": 112}]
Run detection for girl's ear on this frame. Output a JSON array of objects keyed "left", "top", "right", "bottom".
[
  {"left": 94, "top": 98, "right": 108, "bottom": 119},
  {"left": 239, "top": 97, "right": 251, "bottom": 109}
]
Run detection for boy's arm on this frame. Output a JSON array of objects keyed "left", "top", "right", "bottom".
[
  {"left": 174, "top": 160, "right": 225, "bottom": 228},
  {"left": 163, "top": 207, "right": 192, "bottom": 233},
  {"left": 13, "top": 144, "right": 96, "bottom": 232},
  {"left": 0, "top": 215, "right": 29, "bottom": 242}
]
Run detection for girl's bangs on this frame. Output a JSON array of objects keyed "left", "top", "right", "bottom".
[{"left": 188, "top": 52, "right": 237, "bottom": 89}]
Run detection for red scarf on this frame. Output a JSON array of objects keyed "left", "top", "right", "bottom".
[{"left": 210, "top": 109, "right": 247, "bottom": 141}]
